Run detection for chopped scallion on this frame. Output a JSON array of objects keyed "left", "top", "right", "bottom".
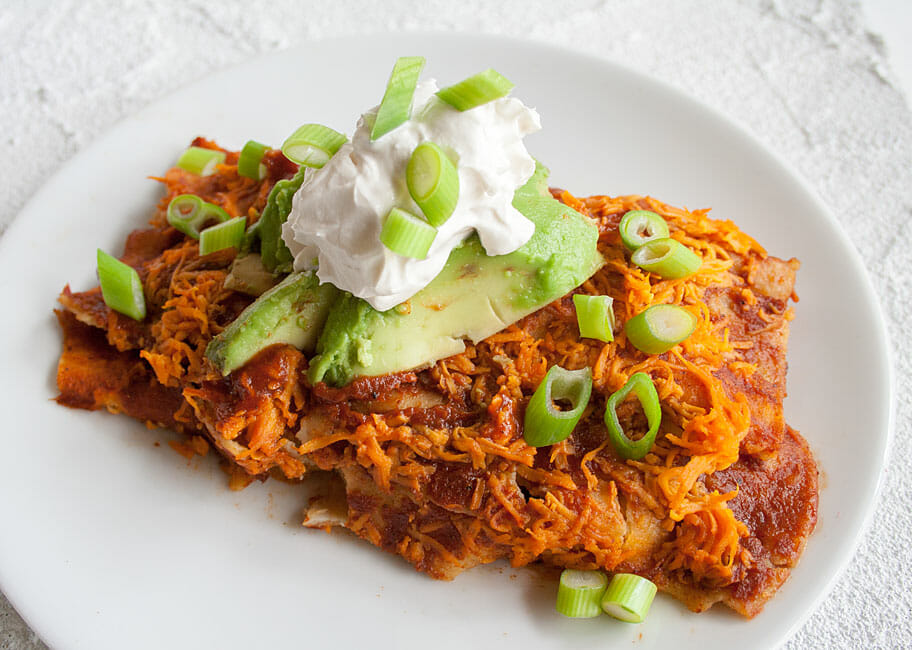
[
  {"left": 166, "top": 194, "right": 202, "bottom": 234},
  {"left": 167, "top": 194, "right": 230, "bottom": 240},
  {"left": 604, "top": 372, "right": 661, "bottom": 460},
  {"left": 618, "top": 210, "right": 669, "bottom": 251},
  {"left": 573, "top": 294, "right": 615, "bottom": 342},
  {"left": 624, "top": 304, "right": 696, "bottom": 355},
  {"left": 436, "top": 68, "right": 514, "bottom": 111},
  {"left": 600, "top": 574, "right": 657, "bottom": 623},
  {"left": 556, "top": 569, "right": 608, "bottom": 618},
  {"left": 523, "top": 365, "right": 592, "bottom": 447},
  {"left": 282, "top": 124, "right": 347, "bottom": 168},
  {"left": 96, "top": 249, "right": 146, "bottom": 321},
  {"left": 238, "top": 140, "right": 269, "bottom": 180},
  {"left": 176, "top": 146, "right": 226, "bottom": 176},
  {"left": 198, "top": 201, "right": 230, "bottom": 225},
  {"left": 199, "top": 216, "right": 247, "bottom": 255},
  {"left": 406, "top": 142, "right": 459, "bottom": 226},
  {"left": 630, "top": 237, "right": 701, "bottom": 279},
  {"left": 379, "top": 207, "right": 437, "bottom": 259},
  {"left": 371, "top": 56, "right": 426, "bottom": 140}
]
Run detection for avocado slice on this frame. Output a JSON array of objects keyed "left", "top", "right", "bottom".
[
  {"left": 259, "top": 166, "right": 306, "bottom": 273},
  {"left": 207, "top": 271, "right": 339, "bottom": 375},
  {"left": 308, "top": 163, "right": 605, "bottom": 386}
]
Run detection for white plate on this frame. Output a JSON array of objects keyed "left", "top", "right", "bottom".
[{"left": 0, "top": 33, "right": 892, "bottom": 650}]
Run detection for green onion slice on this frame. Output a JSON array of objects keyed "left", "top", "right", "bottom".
[
  {"left": 379, "top": 207, "right": 437, "bottom": 259},
  {"left": 199, "top": 216, "right": 247, "bottom": 255},
  {"left": 238, "top": 140, "right": 269, "bottom": 180},
  {"left": 176, "top": 146, "right": 226, "bottom": 176},
  {"left": 624, "top": 304, "right": 696, "bottom": 355},
  {"left": 167, "top": 194, "right": 230, "bottom": 240},
  {"left": 630, "top": 237, "right": 701, "bottom": 279},
  {"left": 371, "top": 56, "right": 426, "bottom": 140},
  {"left": 436, "top": 68, "right": 514, "bottom": 111},
  {"left": 556, "top": 569, "right": 608, "bottom": 618},
  {"left": 573, "top": 294, "right": 615, "bottom": 342},
  {"left": 167, "top": 194, "right": 202, "bottom": 236},
  {"left": 96, "top": 249, "right": 146, "bottom": 321},
  {"left": 282, "top": 124, "right": 347, "bottom": 168},
  {"left": 523, "top": 365, "right": 592, "bottom": 447},
  {"left": 406, "top": 142, "right": 459, "bottom": 226},
  {"left": 618, "top": 210, "right": 669, "bottom": 250},
  {"left": 198, "top": 202, "right": 230, "bottom": 224},
  {"left": 600, "top": 573, "right": 657, "bottom": 623},
  {"left": 604, "top": 372, "right": 661, "bottom": 460}
]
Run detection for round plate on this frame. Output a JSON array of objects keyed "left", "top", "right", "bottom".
[{"left": 0, "top": 33, "right": 892, "bottom": 649}]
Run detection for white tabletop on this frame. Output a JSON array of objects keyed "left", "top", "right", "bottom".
[{"left": 1, "top": 1, "right": 910, "bottom": 648}]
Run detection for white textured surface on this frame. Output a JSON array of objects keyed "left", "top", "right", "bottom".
[{"left": 1, "top": 1, "right": 909, "bottom": 648}]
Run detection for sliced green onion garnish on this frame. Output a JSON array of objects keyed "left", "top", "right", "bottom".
[
  {"left": 167, "top": 194, "right": 230, "bottom": 240},
  {"left": 379, "top": 208, "right": 437, "bottom": 259},
  {"left": 604, "top": 372, "right": 661, "bottom": 460},
  {"left": 556, "top": 569, "right": 608, "bottom": 618},
  {"left": 406, "top": 142, "right": 459, "bottom": 226},
  {"left": 618, "top": 210, "right": 669, "bottom": 250},
  {"left": 624, "top": 304, "right": 696, "bottom": 355},
  {"left": 282, "top": 124, "right": 347, "bottom": 168},
  {"left": 237, "top": 140, "right": 269, "bottom": 180},
  {"left": 436, "top": 68, "right": 514, "bottom": 111},
  {"left": 167, "top": 194, "right": 203, "bottom": 234},
  {"left": 371, "top": 56, "right": 426, "bottom": 141},
  {"left": 523, "top": 365, "right": 592, "bottom": 447},
  {"left": 600, "top": 574, "right": 657, "bottom": 623},
  {"left": 630, "top": 237, "right": 701, "bottom": 279},
  {"left": 198, "top": 201, "right": 230, "bottom": 225},
  {"left": 96, "top": 249, "right": 146, "bottom": 321},
  {"left": 572, "top": 294, "right": 615, "bottom": 342},
  {"left": 176, "top": 146, "right": 226, "bottom": 176},
  {"left": 199, "top": 216, "right": 247, "bottom": 255}
]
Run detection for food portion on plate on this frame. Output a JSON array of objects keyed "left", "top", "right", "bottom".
[{"left": 54, "top": 57, "right": 817, "bottom": 621}]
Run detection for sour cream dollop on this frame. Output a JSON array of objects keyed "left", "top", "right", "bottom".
[{"left": 281, "top": 80, "right": 541, "bottom": 312}]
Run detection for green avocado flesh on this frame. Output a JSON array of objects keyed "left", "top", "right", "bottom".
[
  {"left": 206, "top": 271, "right": 339, "bottom": 375},
  {"left": 259, "top": 166, "right": 306, "bottom": 274},
  {"left": 307, "top": 162, "right": 605, "bottom": 386}
]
